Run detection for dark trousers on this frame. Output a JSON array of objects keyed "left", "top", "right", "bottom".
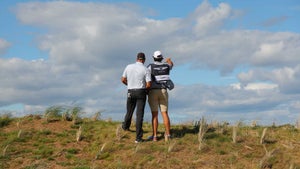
[{"left": 122, "top": 89, "right": 147, "bottom": 140}]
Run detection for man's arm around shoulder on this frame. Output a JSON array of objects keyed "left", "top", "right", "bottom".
[{"left": 146, "top": 81, "right": 151, "bottom": 90}]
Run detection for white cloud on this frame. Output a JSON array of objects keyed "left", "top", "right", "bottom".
[
  {"left": 250, "top": 33, "right": 300, "bottom": 67},
  {"left": 231, "top": 82, "right": 278, "bottom": 91},
  {"left": 260, "top": 16, "right": 288, "bottom": 27},
  {"left": 254, "top": 41, "right": 284, "bottom": 58},
  {"left": 15, "top": 1, "right": 185, "bottom": 70},
  {"left": 169, "top": 84, "right": 298, "bottom": 125},
  {"left": 237, "top": 65, "right": 300, "bottom": 94},
  {"left": 244, "top": 83, "right": 278, "bottom": 90},
  {"left": 0, "top": 38, "right": 10, "bottom": 56},
  {"left": 192, "top": 1, "right": 231, "bottom": 37},
  {"left": 0, "top": 1, "right": 299, "bottom": 124}
]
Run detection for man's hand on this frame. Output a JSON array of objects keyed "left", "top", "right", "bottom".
[
  {"left": 146, "top": 81, "right": 151, "bottom": 89},
  {"left": 165, "top": 58, "right": 173, "bottom": 66},
  {"left": 121, "top": 77, "right": 127, "bottom": 85}
]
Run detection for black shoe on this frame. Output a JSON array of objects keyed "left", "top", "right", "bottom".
[
  {"left": 122, "top": 126, "right": 130, "bottom": 131},
  {"left": 121, "top": 122, "right": 129, "bottom": 131}
]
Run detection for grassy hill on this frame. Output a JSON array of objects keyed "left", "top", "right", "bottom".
[{"left": 1, "top": 114, "right": 300, "bottom": 169}]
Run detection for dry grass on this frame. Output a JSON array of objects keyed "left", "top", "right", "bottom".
[{"left": 0, "top": 115, "right": 300, "bottom": 169}]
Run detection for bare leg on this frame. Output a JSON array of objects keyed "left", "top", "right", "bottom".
[
  {"left": 152, "top": 111, "right": 159, "bottom": 137},
  {"left": 161, "top": 111, "right": 170, "bottom": 135}
]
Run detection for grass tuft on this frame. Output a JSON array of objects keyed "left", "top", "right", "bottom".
[{"left": 198, "top": 116, "right": 208, "bottom": 151}]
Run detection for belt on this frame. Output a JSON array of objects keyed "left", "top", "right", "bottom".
[{"left": 128, "top": 89, "right": 146, "bottom": 91}]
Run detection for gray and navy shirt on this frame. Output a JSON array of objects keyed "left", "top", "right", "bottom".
[{"left": 147, "top": 61, "right": 173, "bottom": 89}]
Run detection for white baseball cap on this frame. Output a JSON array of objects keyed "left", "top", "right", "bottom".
[{"left": 153, "top": 50, "right": 163, "bottom": 59}]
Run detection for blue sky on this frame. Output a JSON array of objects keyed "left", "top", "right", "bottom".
[{"left": 1, "top": 0, "right": 300, "bottom": 125}]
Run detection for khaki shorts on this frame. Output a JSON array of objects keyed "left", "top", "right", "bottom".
[{"left": 148, "top": 89, "right": 168, "bottom": 112}]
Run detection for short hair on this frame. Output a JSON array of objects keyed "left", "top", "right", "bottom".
[{"left": 137, "top": 52, "right": 145, "bottom": 60}]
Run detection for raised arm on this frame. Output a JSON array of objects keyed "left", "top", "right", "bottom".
[{"left": 165, "top": 58, "right": 173, "bottom": 67}]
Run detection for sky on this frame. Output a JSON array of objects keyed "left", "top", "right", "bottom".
[{"left": 1, "top": 0, "right": 300, "bottom": 125}]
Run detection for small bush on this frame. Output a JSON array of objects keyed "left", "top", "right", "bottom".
[
  {"left": 33, "top": 146, "right": 54, "bottom": 159},
  {"left": 44, "top": 106, "right": 65, "bottom": 122},
  {"left": 67, "top": 148, "right": 79, "bottom": 154},
  {"left": 0, "top": 115, "right": 12, "bottom": 128}
]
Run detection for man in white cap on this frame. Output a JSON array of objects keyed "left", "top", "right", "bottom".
[{"left": 147, "top": 50, "right": 174, "bottom": 141}]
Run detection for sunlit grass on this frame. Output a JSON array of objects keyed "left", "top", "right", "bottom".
[{"left": 0, "top": 109, "right": 300, "bottom": 168}]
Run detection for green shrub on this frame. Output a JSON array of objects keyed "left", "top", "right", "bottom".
[
  {"left": 66, "top": 148, "right": 79, "bottom": 154},
  {"left": 33, "top": 146, "right": 54, "bottom": 159},
  {"left": 0, "top": 115, "right": 12, "bottom": 128}
]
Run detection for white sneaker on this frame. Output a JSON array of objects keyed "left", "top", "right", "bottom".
[{"left": 135, "top": 139, "right": 143, "bottom": 143}]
